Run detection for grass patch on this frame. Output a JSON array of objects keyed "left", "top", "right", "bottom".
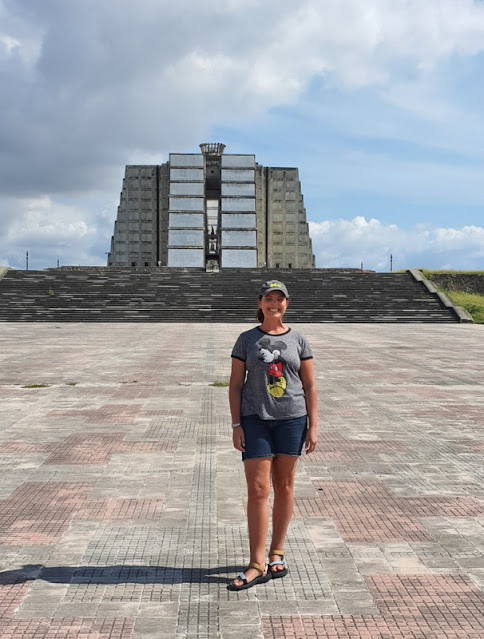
[
  {"left": 22, "top": 384, "right": 50, "bottom": 388},
  {"left": 416, "top": 269, "right": 484, "bottom": 323},
  {"left": 65, "top": 382, "right": 77, "bottom": 386},
  {"left": 442, "top": 290, "right": 484, "bottom": 324},
  {"left": 210, "top": 381, "right": 229, "bottom": 387},
  {"left": 421, "top": 269, "right": 484, "bottom": 279}
]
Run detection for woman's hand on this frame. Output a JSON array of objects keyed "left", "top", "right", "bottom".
[
  {"left": 299, "top": 359, "right": 318, "bottom": 455},
  {"left": 305, "top": 426, "right": 317, "bottom": 454},
  {"left": 232, "top": 425, "right": 245, "bottom": 452}
]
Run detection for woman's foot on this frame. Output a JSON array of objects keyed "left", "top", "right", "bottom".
[
  {"left": 227, "top": 562, "right": 270, "bottom": 591},
  {"left": 269, "top": 550, "right": 288, "bottom": 578}
]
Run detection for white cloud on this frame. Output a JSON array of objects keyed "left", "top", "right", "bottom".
[
  {"left": 0, "top": 33, "right": 20, "bottom": 57},
  {"left": 252, "top": 0, "right": 484, "bottom": 93},
  {"left": 6, "top": 196, "right": 93, "bottom": 241},
  {"left": 309, "top": 217, "right": 484, "bottom": 271},
  {"left": 1, "top": 0, "right": 484, "bottom": 197},
  {"left": 1, "top": 1, "right": 484, "bottom": 269},
  {"left": 0, "top": 195, "right": 112, "bottom": 269}
]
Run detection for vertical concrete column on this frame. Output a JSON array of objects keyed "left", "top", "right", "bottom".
[
  {"left": 167, "top": 154, "right": 205, "bottom": 268},
  {"left": 220, "top": 154, "right": 257, "bottom": 268}
]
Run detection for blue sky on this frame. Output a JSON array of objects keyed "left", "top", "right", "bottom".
[{"left": 1, "top": 0, "right": 484, "bottom": 272}]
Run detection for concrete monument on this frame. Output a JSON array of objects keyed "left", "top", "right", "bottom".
[{"left": 107, "top": 143, "right": 315, "bottom": 270}]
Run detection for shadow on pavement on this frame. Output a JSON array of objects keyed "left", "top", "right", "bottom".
[{"left": 0, "top": 564, "right": 237, "bottom": 585}]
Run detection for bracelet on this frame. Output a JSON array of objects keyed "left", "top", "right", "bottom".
[{"left": 232, "top": 422, "right": 241, "bottom": 428}]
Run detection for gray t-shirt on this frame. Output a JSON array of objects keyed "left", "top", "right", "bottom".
[{"left": 231, "top": 326, "right": 313, "bottom": 420}]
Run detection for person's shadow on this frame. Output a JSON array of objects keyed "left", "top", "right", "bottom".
[{"left": 0, "top": 564, "right": 238, "bottom": 585}]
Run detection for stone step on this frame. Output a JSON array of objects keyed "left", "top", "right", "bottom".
[{"left": 0, "top": 268, "right": 459, "bottom": 323}]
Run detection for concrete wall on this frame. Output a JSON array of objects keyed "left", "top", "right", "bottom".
[
  {"left": 428, "top": 273, "right": 484, "bottom": 295},
  {"left": 264, "top": 167, "right": 314, "bottom": 269},
  {"left": 108, "top": 165, "right": 158, "bottom": 267}
]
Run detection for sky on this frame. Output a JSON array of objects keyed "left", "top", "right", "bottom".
[{"left": 1, "top": 0, "right": 484, "bottom": 272}]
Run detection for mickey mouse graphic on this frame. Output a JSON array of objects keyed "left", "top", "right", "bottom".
[{"left": 258, "top": 338, "right": 287, "bottom": 398}]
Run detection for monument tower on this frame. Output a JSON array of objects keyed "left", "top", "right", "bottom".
[{"left": 107, "top": 144, "right": 315, "bottom": 269}]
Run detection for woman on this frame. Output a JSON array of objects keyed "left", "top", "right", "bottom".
[{"left": 228, "top": 279, "right": 317, "bottom": 591}]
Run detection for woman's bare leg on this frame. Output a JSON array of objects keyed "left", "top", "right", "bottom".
[
  {"left": 231, "top": 457, "right": 272, "bottom": 587},
  {"left": 269, "top": 455, "right": 298, "bottom": 573}
]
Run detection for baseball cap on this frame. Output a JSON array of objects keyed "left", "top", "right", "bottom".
[{"left": 259, "top": 280, "right": 290, "bottom": 298}]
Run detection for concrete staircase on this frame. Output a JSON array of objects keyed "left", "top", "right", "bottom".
[{"left": 0, "top": 268, "right": 463, "bottom": 323}]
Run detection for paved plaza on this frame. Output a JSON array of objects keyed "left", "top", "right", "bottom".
[{"left": 0, "top": 321, "right": 483, "bottom": 638}]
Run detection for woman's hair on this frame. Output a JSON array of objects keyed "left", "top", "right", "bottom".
[{"left": 257, "top": 296, "right": 264, "bottom": 323}]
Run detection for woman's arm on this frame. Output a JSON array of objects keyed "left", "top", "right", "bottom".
[
  {"left": 229, "top": 358, "right": 246, "bottom": 452},
  {"left": 299, "top": 358, "right": 318, "bottom": 453}
]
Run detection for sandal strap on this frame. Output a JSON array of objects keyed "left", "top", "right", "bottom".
[
  {"left": 269, "top": 549, "right": 284, "bottom": 558},
  {"left": 248, "top": 561, "right": 265, "bottom": 574},
  {"left": 269, "top": 559, "right": 286, "bottom": 567}
]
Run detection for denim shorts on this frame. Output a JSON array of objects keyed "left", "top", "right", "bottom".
[{"left": 241, "top": 414, "right": 307, "bottom": 461}]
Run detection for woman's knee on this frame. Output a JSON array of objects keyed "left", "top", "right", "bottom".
[
  {"left": 272, "top": 457, "right": 297, "bottom": 493},
  {"left": 272, "top": 477, "right": 294, "bottom": 498},
  {"left": 247, "top": 478, "right": 271, "bottom": 501},
  {"left": 245, "top": 458, "right": 272, "bottom": 501}
]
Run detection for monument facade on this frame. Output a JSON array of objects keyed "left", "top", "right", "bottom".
[{"left": 107, "top": 143, "right": 315, "bottom": 269}]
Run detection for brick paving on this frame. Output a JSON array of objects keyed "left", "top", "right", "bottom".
[{"left": 0, "top": 322, "right": 483, "bottom": 638}]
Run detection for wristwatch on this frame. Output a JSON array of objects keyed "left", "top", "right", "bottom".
[{"left": 231, "top": 422, "right": 241, "bottom": 428}]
